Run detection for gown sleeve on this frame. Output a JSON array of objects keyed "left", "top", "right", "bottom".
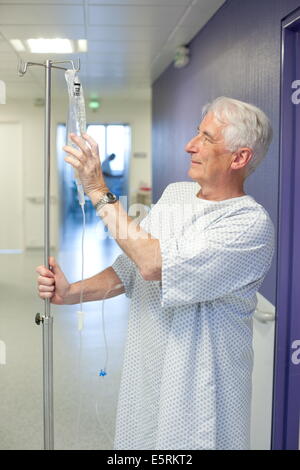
[
  {"left": 159, "top": 207, "right": 275, "bottom": 308},
  {"left": 111, "top": 184, "right": 175, "bottom": 298},
  {"left": 111, "top": 253, "right": 137, "bottom": 299}
]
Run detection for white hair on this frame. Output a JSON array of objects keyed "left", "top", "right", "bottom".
[{"left": 202, "top": 96, "right": 273, "bottom": 176}]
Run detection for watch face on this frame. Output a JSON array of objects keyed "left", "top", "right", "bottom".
[{"left": 106, "top": 192, "right": 117, "bottom": 202}]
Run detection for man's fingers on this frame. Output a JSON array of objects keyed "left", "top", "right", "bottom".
[
  {"left": 36, "top": 266, "right": 54, "bottom": 277},
  {"left": 63, "top": 145, "right": 82, "bottom": 159},
  {"left": 36, "top": 262, "right": 57, "bottom": 301},
  {"left": 39, "top": 285, "right": 55, "bottom": 292},
  {"left": 82, "top": 133, "right": 99, "bottom": 157},
  {"left": 63, "top": 145, "right": 87, "bottom": 167},
  {"left": 64, "top": 156, "right": 82, "bottom": 169},
  {"left": 38, "top": 275, "right": 55, "bottom": 286},
  {"left": 69, "top": 133, "right": 91, "bottom": 157}
]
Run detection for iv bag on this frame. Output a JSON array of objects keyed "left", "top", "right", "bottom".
[
  {"left": 65, "top": 69, "right": 87, "bottom": 205},
  {"left": 65, "top": 69, "right": 86, "bottom": 144}
]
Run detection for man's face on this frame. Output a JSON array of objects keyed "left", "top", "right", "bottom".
[{"left": 185, "top": 112, "right": 236, "bottom": 184}]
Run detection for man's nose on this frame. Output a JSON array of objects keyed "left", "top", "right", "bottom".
[{"left": 185, "top": 136, "right": 197, "bottom": 153}]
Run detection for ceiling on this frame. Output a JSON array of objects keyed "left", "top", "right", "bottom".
[{"left": 0, "top": 0, "right": 225, "bottom": 101}]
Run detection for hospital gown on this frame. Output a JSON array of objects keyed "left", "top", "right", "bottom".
[{"left": 111, "top": 182, "right": 275, "bottom": 450}]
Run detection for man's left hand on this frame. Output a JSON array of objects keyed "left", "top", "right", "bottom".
[{"left": 63, "top": 133, "right": 108, "bottom": 197}]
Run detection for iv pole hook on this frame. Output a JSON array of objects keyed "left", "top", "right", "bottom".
[{"left": 18, "top": 58, "right": 80, "bottom": 76}]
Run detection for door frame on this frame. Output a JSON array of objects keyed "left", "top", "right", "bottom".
[{"left": 272, "top": 7, "right": 300, "bottom": 450}]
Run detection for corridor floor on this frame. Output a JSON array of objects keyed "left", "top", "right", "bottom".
[{"left": 0, "top": 214, "right": 130, "bottom": 450}]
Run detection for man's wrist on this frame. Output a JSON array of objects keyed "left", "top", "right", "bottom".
[
  {"left": 64, "top": 282, "right": 79, "bottom": 305},
  {"left": 88, "top": 187, "right": 109, "bottom": 207}
]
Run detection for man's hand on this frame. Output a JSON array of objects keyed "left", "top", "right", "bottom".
[
  {"left": 63, "top": 133, "right": 108, "bottom": 197},
  {"left": 36, "top": 257, "right": 71, "bottom": 305}
]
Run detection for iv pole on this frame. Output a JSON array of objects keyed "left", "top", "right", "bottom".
[{"left": 18, "top": 58, "right": 80, "bottom": 450}]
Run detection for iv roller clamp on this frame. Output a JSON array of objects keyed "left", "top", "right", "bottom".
[{"left": 18, "top": 58, "right": 80, "bottom": 451}]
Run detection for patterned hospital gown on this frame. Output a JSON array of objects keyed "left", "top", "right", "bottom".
[{"left": 111, "top": 182, "right": 275, "bottom": 450}]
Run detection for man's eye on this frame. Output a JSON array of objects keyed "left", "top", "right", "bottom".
[{"left": 196, "top": 131, "right": 212, "bottom": 144}]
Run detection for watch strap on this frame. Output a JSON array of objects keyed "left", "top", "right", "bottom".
[{"left": 94, "top": 192, "right": 118, "bottom": 212}]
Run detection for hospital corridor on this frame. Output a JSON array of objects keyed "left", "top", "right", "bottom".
[
  {"left": 0, "top": 0, "right": 300, "bottom": 453},
  {"left": 0, "top": 220, "right": 129, "bottom": 449}
]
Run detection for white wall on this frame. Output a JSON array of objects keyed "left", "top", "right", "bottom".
[
  {"left": 0, "top": 96, "right": 152, "bottom": 249},
  {"left": 0, "top": 102, "right": 47, "bottom": 249},
  {"left": 0, "top": 122, "right": 23, "bottom": 250}
]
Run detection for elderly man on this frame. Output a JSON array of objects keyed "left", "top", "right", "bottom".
[{"left": 36, "top": 96, "right": 274, "bottom": 450}]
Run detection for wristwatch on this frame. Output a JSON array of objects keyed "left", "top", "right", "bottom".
[{"left": 94, "top": 191, "right": 118, "bottom": 213}]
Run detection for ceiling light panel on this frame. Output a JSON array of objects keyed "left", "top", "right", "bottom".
[{"left": 27, "top": 38, "right": 74, "bottom": 53}]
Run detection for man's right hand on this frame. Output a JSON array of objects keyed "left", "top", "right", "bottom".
[{"left": 36, "top": 257, "right": 71, "bottom": 305}]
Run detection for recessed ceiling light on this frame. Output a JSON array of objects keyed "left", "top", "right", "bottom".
[
  {"left": 10, "top": 39, "right": 25, "bottom": 52},
  {"left": 27, "top": 38, "right": 74, "bottom": 53},
  {"left": 78, "top": 39, "right": 87, "bottom": 52}
]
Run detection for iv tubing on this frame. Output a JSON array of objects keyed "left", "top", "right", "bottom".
[
  {"left": 101, "top": 296, "right": 109, "bottom": 374},
  {"left": 79, "top": 204, "right": 85, "bottom": 314}
]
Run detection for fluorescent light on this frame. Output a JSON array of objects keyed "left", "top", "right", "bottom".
[
  {"left": 10, "top": 39, "right": 25, "bottom": 52},
  {"left": 27, "top": 38, "right": 74, "bottom": 53},
  {"left": 78, "top": 39, "right": 87, "bottom": 52}
]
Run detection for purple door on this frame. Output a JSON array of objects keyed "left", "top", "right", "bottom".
[{"left": 272, "top": 8, "right": 300, "bottom": 450}]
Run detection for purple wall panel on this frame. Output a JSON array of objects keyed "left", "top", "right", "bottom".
[{"left": 152, "top": 0, "right": 300, "bottom": 305}]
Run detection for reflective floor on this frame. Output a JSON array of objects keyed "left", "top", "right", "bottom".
[{"left": 0, "top": 214, "right": 130, "bottom": 450}]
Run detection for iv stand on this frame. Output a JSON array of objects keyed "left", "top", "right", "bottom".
[{"left": 18, "top": 58, "right": 80, "bottom": 450}]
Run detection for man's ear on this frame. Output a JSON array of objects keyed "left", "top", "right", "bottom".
[{"left": 231, "top": 148, "right": 253, "bottom": 170}]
